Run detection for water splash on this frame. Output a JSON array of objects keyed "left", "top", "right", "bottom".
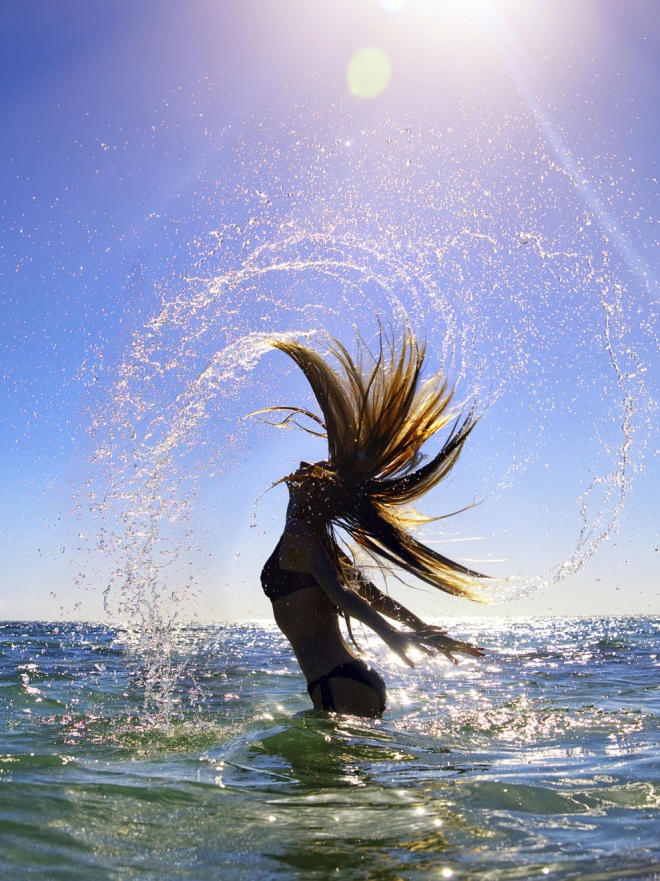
[
  {"left": 90, "top": 332, "right": 288, "bottom": 716},
  {"left": 87, "top": 109, "right": 655, "bottom": 712}
]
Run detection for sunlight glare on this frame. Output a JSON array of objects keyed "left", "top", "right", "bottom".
[
  {"left": 346, "top": 47, "right": 392, "bottom": 99},
  {"left": 381, "top": 0, "right": 406, "bottom": 13}
]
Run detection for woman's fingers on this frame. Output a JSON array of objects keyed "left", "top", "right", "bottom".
[
  {"left": 387, "top": 631, "right": 416, "bottom": 667},
  {"left": 416, "top": 631, "right": 486, "bottom": 659},
  {"left": 454, "top": 640, "right": 486, "bottom": 657},
  {"left": 396, "top": 643, "right": 416, "bottom": 668},
  {"left": 388, "top": 629, "right": 484, "bottom": 667},
  {"left": 418, "top": 625, "right": 448, "bottom": 636}
]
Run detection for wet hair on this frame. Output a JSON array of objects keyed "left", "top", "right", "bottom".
[{"left": 268, "top": 328, "right": 491, "bottom": 601}]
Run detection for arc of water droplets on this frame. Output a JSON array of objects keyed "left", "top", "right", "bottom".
[
  {"left": 508, "top": 281, "right": 639, "bottom": 600},
  {"left": 93, "top": 331, "right": 306, "bottom": 716},
  {"left": 91, "top": 242, "right": 644, "bottom": 709}
]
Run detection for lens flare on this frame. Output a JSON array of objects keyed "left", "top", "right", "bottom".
[
  {"left": 346, "top": 47, "right": 392, "bottom": 99},
  {"left": 381, "top": 0, "right": 406, "bottom": 12}
]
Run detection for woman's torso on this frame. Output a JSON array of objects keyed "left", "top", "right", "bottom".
[{"left": 261, "top": 539, "right": 357, "bottom": 682}]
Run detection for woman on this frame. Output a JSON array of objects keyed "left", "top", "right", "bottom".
[{"left": 260, "top": 329, "right": 490, "bottom": 718}]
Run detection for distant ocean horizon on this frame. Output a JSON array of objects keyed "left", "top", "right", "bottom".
[{"left": 6, "top": 612, "right": 656, "bottom": 623}]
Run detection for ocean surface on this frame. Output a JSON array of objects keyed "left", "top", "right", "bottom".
[{"left": 1, "top": 616, "right": 659, "bottom": 880}]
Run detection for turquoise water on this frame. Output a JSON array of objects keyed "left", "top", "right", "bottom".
[{"left": 1, "top": 616, "right": 659, "bottom": 880}]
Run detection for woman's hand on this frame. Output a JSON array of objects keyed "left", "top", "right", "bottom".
[
  {"left": 414, "top": 626, "right": 485, "bottom": 665},
  {"left": 380, "top": 627, "right": 430, "bottom": 668},
  {"left": 382, "top": 624, "right": 485, "bottom": 668},
  {"left": 381, "top": 628, "right": 442, "bottom": 668}
]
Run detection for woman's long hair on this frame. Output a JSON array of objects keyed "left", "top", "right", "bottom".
[{"left": 267, "top": 328, "right": 490, "bottom": 602}]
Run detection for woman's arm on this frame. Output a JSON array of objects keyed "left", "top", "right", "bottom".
[
  {"left": 335, "top": 549, "right": 428, "bottom": 629},
  {"left": 336, "top": 549, "right": 485, "bottom": 662},
  {"left": 280, "top": 519, "right": 427, "bottom": 667}
]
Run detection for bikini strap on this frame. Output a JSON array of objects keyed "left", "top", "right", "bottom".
[{"left": 306, "top": 673, "right": 336, "bottom": 710}]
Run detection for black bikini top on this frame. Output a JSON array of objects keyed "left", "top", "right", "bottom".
[{"left": 260, "top": 539, "right": 319, "bottom": 602}]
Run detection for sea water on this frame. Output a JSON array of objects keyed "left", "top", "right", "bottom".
[{"left": 1, "top": 616, "right": 659, "bottom": 880}]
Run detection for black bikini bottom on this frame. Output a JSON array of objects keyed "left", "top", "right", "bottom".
[{"left": 307, "top": 659, "right": 387, "bottom": 715}]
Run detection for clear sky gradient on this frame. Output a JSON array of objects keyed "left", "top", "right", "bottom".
[{"left": 1, "top": 0, "right": 659, "bottom": 622}]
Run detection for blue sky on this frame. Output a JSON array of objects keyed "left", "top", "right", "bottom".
[{"left": 1, "top": 0, "right": 659, "bottom": 622}]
